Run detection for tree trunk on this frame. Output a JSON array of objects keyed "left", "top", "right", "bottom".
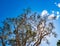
[
  {"left": 15, "top": 28, "right": 21, "bottom": 46},
  {"left": 2, "top": 39, "right": 5, "bottom": 46},
  {"left": 33, "top": 38, "right": 41, "bottom": 46},
  {"left": 36, "top": 38, "right": 41, "bottom": 46},
  {"left": 23, "top": 41, "right": 26, "bottom": 46},
  {"left": 33, "top": 33, "right": 42, "bottom": 46},
  {"left": 0, "top": 37, "right": 5, "bottom": 46}
]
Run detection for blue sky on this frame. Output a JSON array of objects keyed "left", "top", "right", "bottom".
[{"left": 0, "top": 0, "right": 60, "bottom": 46}]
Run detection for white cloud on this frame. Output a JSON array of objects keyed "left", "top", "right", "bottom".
[
  {"left": 57, "top": 3, "right": 60, "bottom": 8},
  {"left": 54, "top": 2, "right": 60, "bottom": 8},
  {"left": 56, "top": 11, "right": 59, "bottom": 15},
  {"left": 48, "top": 14, "right": 55, "bottom": 20},
  {"left": 56, "top": 15, "right": 60, "bottom": 20},
  {"left": 41, "top": 10, "right": 49, "bottom": 17},
  {"left": 41, "top": 10, "right": 60, "bottom": 20},
  {"left": 52, "top": 11, "right": 55, "bottom": 13}
]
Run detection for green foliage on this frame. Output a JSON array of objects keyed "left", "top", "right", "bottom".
[{"left": 57, "top": 40, "right": 60, "bottom": 46}]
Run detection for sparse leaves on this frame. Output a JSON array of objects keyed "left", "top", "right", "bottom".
[{"left": 0, "top": 9, "right": 57, "bottom": 46}]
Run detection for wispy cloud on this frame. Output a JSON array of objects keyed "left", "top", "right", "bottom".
[
  {"left": 57, "top": 3, "right": 60, "bottom": 8},
  {"left": 48, "top": 14, "right": 55, "bottom": 20},
  {"left": 41, "top": 10, "right": 49, "bottom": 17},
  {"left": 41, "top": 10, "right": 60, "bottom": 20},
  {"left": 56, "top": 11, "right": 59, "bottom": 15},
  {"left": 56, "top": 15, "right": 60, "bottom": 20},
  {"left": 52, "top": 11, "right": 55, "bottom": 13},
  {"left": 54, "top": 2, "right": 60, "bottom": 8}
]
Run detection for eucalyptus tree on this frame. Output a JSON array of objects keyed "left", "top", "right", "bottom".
[
  {"left": 5, "top": 8, "right": 36, "bottom": 46},
  {"left": 0, "top": 20, "right": 12, "bottom": 46},
  {"left": 28, "top": 12, "right": 57, "bottom": 46},
  {"left": 0, "top": 8, "right": 57, "bottom": 46}
]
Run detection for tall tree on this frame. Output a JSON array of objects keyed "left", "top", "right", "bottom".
[
  {"left": 28, "top": 12, "right": 57, "bottom": 46},
  {"left": 0, "top": 8, "right": 57, "bottom": 46},
  {"left": 0, "top": 20, "right": 12, "bottom": 46},
  {"left": 5, "top": 8, "right": 36, "bottom": 46}
]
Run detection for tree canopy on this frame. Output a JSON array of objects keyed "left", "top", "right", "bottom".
[{"left": 0, "top": 8, "right": 57, "bottom": 46}]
